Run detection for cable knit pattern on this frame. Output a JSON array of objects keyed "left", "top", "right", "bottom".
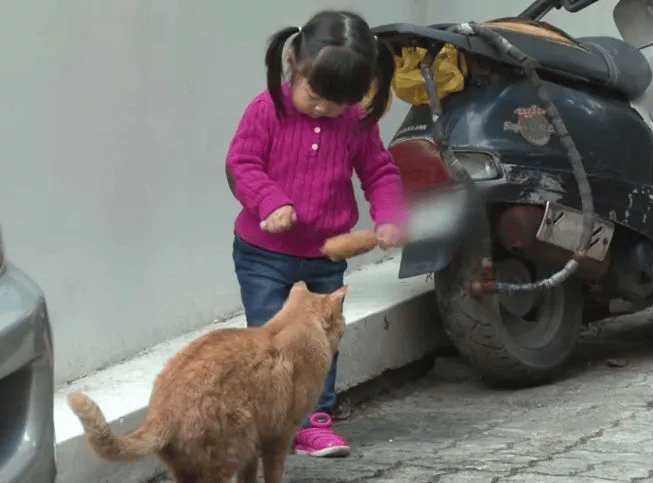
[{"left": 226, "top": 84, "right": 407, "bottom": 258}]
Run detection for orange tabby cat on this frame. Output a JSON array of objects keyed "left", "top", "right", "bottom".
[{"left": 67, "top": 281, "right": 347, "bottom": 483}]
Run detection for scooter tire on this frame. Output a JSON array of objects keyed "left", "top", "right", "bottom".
[{"left": 433, "top": 235, "right": 582, "bottom": 389}]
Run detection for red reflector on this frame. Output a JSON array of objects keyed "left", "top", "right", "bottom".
[{"left": 389, "top": 138, "right": 453, "bottom": 195}]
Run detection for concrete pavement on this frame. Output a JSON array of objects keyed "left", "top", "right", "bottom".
[{"left": 281, "top": 310, "right": 653, "bottom": 482}]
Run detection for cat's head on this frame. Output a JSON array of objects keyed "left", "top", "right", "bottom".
[{"left": 288, "top": 282, "right": 347, "bottom": 353}]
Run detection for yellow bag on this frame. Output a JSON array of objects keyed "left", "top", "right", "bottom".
[
  {"left": 358, "top": 43, "right": 467, "bottom": 116},
  {"left": 392, "top": 43, "right": 467, "bottom": 105}
]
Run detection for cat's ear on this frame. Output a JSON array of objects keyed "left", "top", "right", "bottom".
[
  {"left": 290, "top": 281, "right": 309, "bottom": 294},
  {"left": 329, "top": 285, "right": 348, "bottom": 306}
]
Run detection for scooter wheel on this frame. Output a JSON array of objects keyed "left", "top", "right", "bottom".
[{"left": 434, "top": 235, "right": 582, "bottom": 389}]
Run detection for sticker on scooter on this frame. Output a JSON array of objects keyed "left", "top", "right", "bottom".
[{"left": 504, "top": 105, "right": 555, "bottom": 146}]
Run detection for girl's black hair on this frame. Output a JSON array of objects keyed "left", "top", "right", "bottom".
[{"left": 265, "top": 11, "right": 395, "bottom": 127}]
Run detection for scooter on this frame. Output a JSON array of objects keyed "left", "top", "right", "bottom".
[{"left": 370, "top": 0, "right": 653, "bottom": 388}]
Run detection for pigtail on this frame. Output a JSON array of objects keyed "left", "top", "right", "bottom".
[
  {"left": 363, "top": 37, "right": 396, "bottom": 127},
  {"left": 265, "top": 26, "right": 301, "bottom": 118}
]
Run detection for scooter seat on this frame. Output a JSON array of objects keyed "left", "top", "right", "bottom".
[
  {"left": 577, "top": 36, "right": 651, "bottom": 99},
  {"left": 484, "top": 25, "right": 651, "bottom": 99},
  {"left": 373, "top": 21, "right": 652, "bottom": 100}
]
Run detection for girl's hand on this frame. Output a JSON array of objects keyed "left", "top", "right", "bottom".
[
  {"left": 375, "top": 223, "right": 403, "bottom": 250},
  {"left": 260, "top": 205, "right": 297, "bottom": 233}
]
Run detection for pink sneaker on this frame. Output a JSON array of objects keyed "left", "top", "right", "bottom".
[{"left": 293, "top": 412, "right": 350, "bottom": 457}]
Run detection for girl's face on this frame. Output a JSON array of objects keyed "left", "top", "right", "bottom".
[{"left": 291, "top": 76, "right": 349, "bottom": 119}]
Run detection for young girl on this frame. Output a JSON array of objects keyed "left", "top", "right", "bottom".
[{"left": 226, "top": 10, "right": 407, "bottom": 457}]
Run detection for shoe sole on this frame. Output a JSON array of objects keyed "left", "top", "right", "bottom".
[{"left": 295, "top": 445, "right": 350, "bottom": 457}]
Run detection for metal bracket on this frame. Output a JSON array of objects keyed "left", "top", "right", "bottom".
[{"left": 536, "top": 201, "right": 614, "bottom": 261}]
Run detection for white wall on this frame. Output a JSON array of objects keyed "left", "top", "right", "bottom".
[{"left": 0, "top": 1, "right": 418, "bottom": 386}]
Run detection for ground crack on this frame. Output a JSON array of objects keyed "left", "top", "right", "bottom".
[
  {"left": 432, "top": 420, "right": 507, "bottom": 457},
  {"left": 495, "top": 420, "right": 621, "bottom": 481},
  {"left": 432, "top": 468, "right": 504, "bottom": 482},
  {"left": 358, "top": 461, "right": 404, "bottom": 481},
  {"left": 631, "top": 469, "right": 653, "bottom": 482},
  {"left": 516, "top": 472, "right": 622, "bottom": 482}
]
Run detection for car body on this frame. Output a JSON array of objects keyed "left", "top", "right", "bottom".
[{"left": 0, "top": 224, "right": 56, "bottom": 482}]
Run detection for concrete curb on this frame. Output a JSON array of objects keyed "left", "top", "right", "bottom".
[{"left": 53, "top": 256, "right": 447, "bottom": 483}]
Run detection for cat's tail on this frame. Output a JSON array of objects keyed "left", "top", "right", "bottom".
[{"left": 67, "top": 392, "right": 166, "bottom": 462}]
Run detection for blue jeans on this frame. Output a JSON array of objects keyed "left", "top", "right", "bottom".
[{"left": 232, "top": 235, "right": 347, "bottom": 427}]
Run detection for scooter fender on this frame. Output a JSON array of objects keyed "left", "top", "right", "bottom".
[
  {"left": 398, "top": 238, "right": 461, "bottom": 279},
  {"left": 399, "top": 186, "right": 481, "bottom": 279}
]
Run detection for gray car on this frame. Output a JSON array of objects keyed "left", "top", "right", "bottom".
[{"left": 0, "top": 224, "right": 56, "bottom": 482}]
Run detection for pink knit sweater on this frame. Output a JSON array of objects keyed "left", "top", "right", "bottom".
[{"left": 226, "top": 84, "right": 407, "bottom": 258}]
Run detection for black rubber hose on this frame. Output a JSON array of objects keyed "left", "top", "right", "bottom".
[{"left": 426, "top": 21, "right": 595, "bottom": 294}]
